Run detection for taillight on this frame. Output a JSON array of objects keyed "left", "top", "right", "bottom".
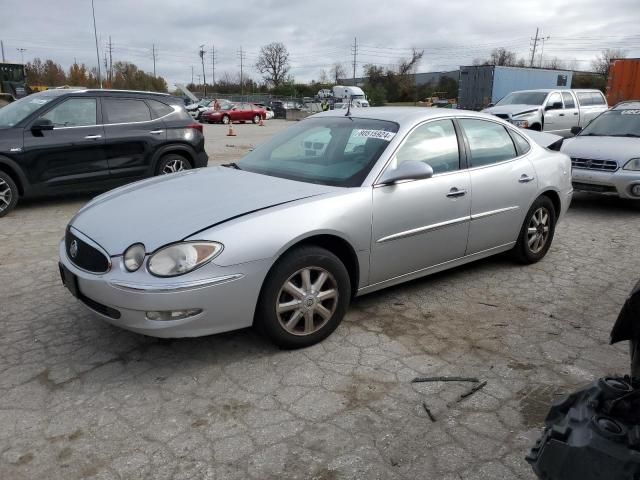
[{"left": 187, "top": 123, "right": 203, "bottom": 134}]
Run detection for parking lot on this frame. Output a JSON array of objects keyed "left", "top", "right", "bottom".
[{"left": 1, "top": 120, "right": 639, "bottom": 480}]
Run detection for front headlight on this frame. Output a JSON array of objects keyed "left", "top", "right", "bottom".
[
  {"left": 623, "top": 158, "right": 640, "bottom": 171},
  {"left": 124, "top": 243, "right": 146, "bottom": 272},
  {"left": 148, "top": 241, "right": 223, "bottom": 277},
  {"left": 512, "top": 120, "right": 529, "bottom": 128}
]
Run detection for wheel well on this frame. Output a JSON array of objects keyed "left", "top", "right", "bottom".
[
  {"left": 285, "top": 234, "right": 360, "bottom": 296},
  {"left": 529, "top": 123, "right": 542, "bottom": 131},
  {"left": 159, "top": 150, "right": 193, "bottom": 168},
  {"left": 540, "top": 190, "right": 561, "bottom": 218},
  {"left": 0, "top": 163, "right": 23, "bottom": 196}
]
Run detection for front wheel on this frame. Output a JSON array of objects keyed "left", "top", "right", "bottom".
[
  {"left": 512, "top": 196, "right": 556, "bottom": 264},
  {"left": 222, "top": 115, "right": 230, "bottom": 125},
  {"left": 0, "top": 171, "right": 18, "bottom": 217},
  {"left": 256, "top": 246, "right": 351, "bottom": 349},
  {"left": 252, "top": 114, "right": 261, "bottom": 124}
]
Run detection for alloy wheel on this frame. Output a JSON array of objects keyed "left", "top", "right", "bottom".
[
  {"left": 161, "top": 158, "right": 186, "bottom": 174},
  {"left": 527, "top": 207, "right": 550, "bottom": 254},
  {"left": 276, "top": 266, "right": 338, "bottom": 336},
  {"left": 0, "top": 177, "right": 12, "bottom": 213}
]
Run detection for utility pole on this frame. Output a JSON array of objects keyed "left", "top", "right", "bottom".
[
  {"left": 210, "top": 44, "right": 215, "bottom": 88},
  {"left": 1, "top": 41, "right": 5, "bottom": 62},
  {"left": 191, "top": 66, "right": 194, "bottom": 85},
  {"left": 16, "top": 48, "right": 26, "bottom": 64},
  {"left": 152, "top": 44, "right": 157, "bottom": 77},
  {"left": 351, "top": 37, "right": 358, "bottom": 85},
  {"left": 91, "top": 0, "right": 102, "bottom": 87},
  {"left": 199, "top": 45, "right": 207, "bottom": 97},
  {"left": 529, "top": 27, "right": 540, "bottom": 67},
  {"left": 107, "top": 36, "right": 113, "bottom": 84},
  {"left": 539, "top": 35, "right": 551, "bottom": 67},
  {"left": 103, "top": 53, "right": 108, "bottom": 86},
  {"left": 238, "top": 47, "right": 246, "bottom": 96}
]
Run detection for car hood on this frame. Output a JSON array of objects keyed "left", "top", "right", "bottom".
[
  {"left": 561, "top": 136, "right": 640, "bottom": 163},
  {"left": 482, "top": 104, "right": 541, "bottom": 116},
  {"left": 71, "top": 166, "right": 337, "bottom": 255}
]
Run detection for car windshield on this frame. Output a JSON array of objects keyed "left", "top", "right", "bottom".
[
  {"left": 0, "top": 95, "right": 52, "bottom": 128},
  {"left": 237, "top": 117, "right": 399, "bottom": 187},
  {"left": 496, "top": 92, "right": 548, "bottom": 106},
  {"left": 580, "top": 110, "right": 640, "bottom": 137}
]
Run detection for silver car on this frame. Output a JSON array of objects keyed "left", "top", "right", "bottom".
[
  {"left": 561, "top": 101, "right": 640, "bottom": 200},
  {"left": 59, "top": 108, "right": 573, "bottom": 348}
]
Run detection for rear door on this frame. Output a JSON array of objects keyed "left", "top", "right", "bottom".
[
  {"left": 21, "top": 96, "right": 108, "bottom": 189},
  {"left": 561, "top": 91, "right": 580, "bottom": 132},
  {"left": 102, "top": 97, "right": 166, "bottom": 179},
  {"left": 459, "top": 118, "right": 537, "bottom": 254}
]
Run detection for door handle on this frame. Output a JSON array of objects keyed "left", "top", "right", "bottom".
[
  {"left": 519, "top": 174, "right": 535, "bottom": 183},
  {"left": 446, "top": 187, "right": 467, "bottom": 198},
  {"left": 559, "top": 113, "right": 565, "bottom": 116},
  {"left": 149, "top": 129, "right": 164, "bottom": 135},
  {"left": 84, "top": 134, "right": 102, "bottom": 139},
  {"left": 573, "top": 112, "right": 579, "bottom": 115}
]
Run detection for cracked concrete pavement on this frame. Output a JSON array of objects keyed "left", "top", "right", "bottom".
[{"left": 1, "top": 121, "right": 640, "bottom": 479}]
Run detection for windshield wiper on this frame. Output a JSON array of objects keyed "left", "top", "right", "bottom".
[{"left": 223, "top": 162, "right": 242, "bottom": 170}]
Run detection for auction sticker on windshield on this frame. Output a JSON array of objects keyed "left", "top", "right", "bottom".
[
  {"left": 354, "top": 129, "right": 396, "bottom": 141},
  {"left": 621, "top": 110, "right": 640, "bottom": 115}
]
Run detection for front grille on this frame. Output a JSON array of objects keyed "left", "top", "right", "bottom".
[
  {"left": 65, "top": 229, "right": 110, "bottom": 273},
  {"left": 493, "top": 114, "right": 510, "bottom": 119},
  {"left": 571, "top": 157, "right": 618, "bottom": 171},
  {"left": 572, "top": 182, "right": 617, "bottom": 194}
]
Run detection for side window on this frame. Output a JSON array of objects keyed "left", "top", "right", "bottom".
[
  {"left": 103, "top": 98, "right": 152, "bottom": 124},
  {"left": 509, "top": 129, "right": 531, "bottom": 155},
  {"left": 460, "top": 119, "right": 517, "bottom": 167},
  {"left": 147, "top": 100, "right": 174, "bottom": 119},
  {"left": 547, "top": 92, "right": 563, "bottom": 108},
  {"left": 562, "top": 92, "right": 575, "bottom": 109},
  {"left": 40, "top": 98, "right": 97, "bottom": 127},
  {"left": 392, "top": 119, "right": 460, "bottom": 174},
  {"left": 577, "top": 92, "right": 592, "bottom": 106}
]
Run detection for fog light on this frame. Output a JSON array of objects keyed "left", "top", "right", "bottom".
[
  {"left": 146, "top": 309, "right": 202, "bottom": 321},
  {"left": 631, "top": 184, "right": 640, "bottom": 197}
]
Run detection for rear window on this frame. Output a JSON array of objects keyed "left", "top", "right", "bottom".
[
  {"left": 103, "top": 98, "right": 152, "bottom": 124},
  {"left": 590, "top": 92, "right": 606, "bottom": 106},
  {"left": 147, "top": 100, "right": 174, "bottom": 119}
]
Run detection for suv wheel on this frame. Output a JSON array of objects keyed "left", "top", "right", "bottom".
[
  {"left": 0, "top": 171, "right": 18, "bottom": 217},
  {"left": 156, "top": 154, "right": 192, "bottom": 175}
]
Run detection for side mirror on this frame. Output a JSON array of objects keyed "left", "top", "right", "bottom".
[
  {"left": 570, "top": 126, "right": 582, "bottom": 135},
  {"left": 487, "top": 102, "right": 495, "bottom": 107},
  {"left": 545, "top": 101, "right": 563, "bottom": 111},
  {"left": 31, "top": 118, "right": 54, "bottom": 132},
  {"left": 378, "top": 160, "right": 434, "bottom": 185}
]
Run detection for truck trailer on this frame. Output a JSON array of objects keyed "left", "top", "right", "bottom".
[
  {"left": 607, "top": 58, "right": 640, "bottom": 105},
  {"left": 458, "top": 65, "right": 573, "bottom": 111}
]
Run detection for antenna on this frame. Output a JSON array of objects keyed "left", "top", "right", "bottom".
[{"left": 345, "top": 94, "right": 353, "bottom": 117}]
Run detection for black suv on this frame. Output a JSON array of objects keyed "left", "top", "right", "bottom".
[{"left": 0, "top": 89, "right": 208, "bottom": 216}]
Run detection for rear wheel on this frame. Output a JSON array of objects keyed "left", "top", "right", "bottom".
[
  {"left": 256, "top": 246, "right": 351, "bottom": 349},
  {"left": 512, "top": 196, "right": 556, "bottom": 264},
  {"left": 156, "top": 154, "right": 192, "bottom": 175},
  {"left": 222, "top": 115, "right": 230, "bottom": 125},
  {"left": 0, "top": 171, "right": 18, "bottom": 217}
]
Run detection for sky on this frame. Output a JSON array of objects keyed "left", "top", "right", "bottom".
[{"left": 2, "top": 0, "right": 640, "bottom": 89}]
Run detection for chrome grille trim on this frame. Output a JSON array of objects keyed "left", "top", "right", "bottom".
[{"left": 571, "top": 157, "right": 618, "bottom": 172}]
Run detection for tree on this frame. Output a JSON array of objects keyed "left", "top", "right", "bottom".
[
  {"left": 543, "top": 57, "right": 565, "bottom": 70},
  {"left": 592, "top": 48, "right": 626, "bottom": 77},
  {"left": 255, "top": 42, "right": 290, "bottom": 88},
  {"left": 330, "top": 63, "right": 347, "bottom": 84},
  {"left": 474, "top": 48, "right": 525, "bottom": 67},
  {"left": 68, "top": 62, "right": 90, "bottom": 86}
]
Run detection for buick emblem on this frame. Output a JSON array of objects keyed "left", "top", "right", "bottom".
[
  {"left": 69, "top": 240, "right": 78, "bottom": 259},
  {"left": 585, "top": 160, "right": 592, "bottom": 168}
]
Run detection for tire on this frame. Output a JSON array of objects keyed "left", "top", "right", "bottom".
[
  {"left": 512, "top": 195, "right": 556, "bottom": 264},
  {"left": 155, "top": 154, "right": 192, "bottom": 175},
  {"left": 0, "top": 171, "right": 18, "bottom": 218},
  {"left": 256, "top": 246, "right": 351, "bottom": 349},
  {"left": 222, "top": 115, "right": 230, "bottom": 125},
  {"left": 252, "top": 114, "right": 260, "bottom": 124}
]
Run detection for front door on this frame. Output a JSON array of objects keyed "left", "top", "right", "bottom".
[
  {"left": 458, "top": 118, "right": 538, "bottom": 254},
  {"left": 22, "top": 96, "right": 107, "bottom": 189},
  {"left": 542, "top": 91, "right": 567, "bottom": 135},
  {"left": 370, "top": 119, "right": 471, "bottom": 284},
  {"left": 102, "top": 97, "right": 166, "bottom": 179}
]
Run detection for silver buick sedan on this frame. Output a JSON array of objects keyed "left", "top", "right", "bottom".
[{"left": 59, "top": 108, "right": 573, "bottom": 348}]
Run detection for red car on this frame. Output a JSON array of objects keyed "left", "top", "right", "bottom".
[{"left": 201, "top": 103, "right": 266, "bottom": 124}]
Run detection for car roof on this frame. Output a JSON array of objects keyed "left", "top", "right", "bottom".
[
  {"left": 613, "top": 101, "right": 640, "bottom": 110},
  {"left": 32, "top": 88, "right": 171, "bottom": 100},
  {"left": 507, "top": 89, "right": 601, "bottom": 94},
  {"left": 312, "top": 107, "right": 490, "bottom": 123}
]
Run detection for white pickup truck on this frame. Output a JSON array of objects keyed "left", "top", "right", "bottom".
[{"left": 482, "top": 89, "right": 608, "bottom": 137}]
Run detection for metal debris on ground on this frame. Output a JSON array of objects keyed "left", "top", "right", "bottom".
[{"left": 422, "top": 401, "right": 436, "bottom": 422}]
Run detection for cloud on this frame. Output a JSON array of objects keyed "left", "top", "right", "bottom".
[{"left": 2, "top": 0, "right": 639, "bottom": 88}]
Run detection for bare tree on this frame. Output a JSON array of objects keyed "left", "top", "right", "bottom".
[
  {"left": 330, "top": 63, "right": 346, "bottom": 84},
  {"left": 489, "top": 48, "right": 517, "bottom": 66},
  {"left": 255, "top": 42, "right": 290, "bottom": 88},
  {"left": 544, "top": 57, "right": 565, "bottom": 70},
  {"left": 592, "top": 48, "right": 626, "bottom": 77},
  {"left": 318, "top": 69, "right": 329, "bottom": 85},
  {"left": 398, "top": 49, "right": 424, "bottom": 75}
]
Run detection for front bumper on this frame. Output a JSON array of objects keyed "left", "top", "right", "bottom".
[
  {"left": 572, "top": 168, "right": 640, "bottom": 200},
  {"left": 59, "top": 240, "right": 270, "bottom": 338}
]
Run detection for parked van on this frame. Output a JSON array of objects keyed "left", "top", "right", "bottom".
[{"left": 482, "top": 89, "right": 608, "bottom": 137}]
